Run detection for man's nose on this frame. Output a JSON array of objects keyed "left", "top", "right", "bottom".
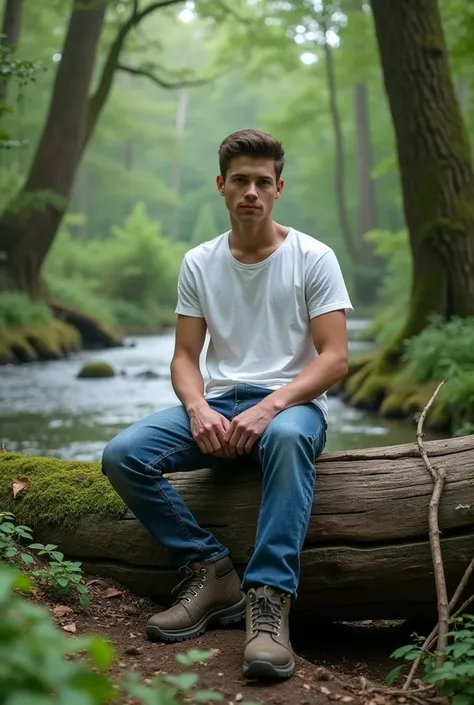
[{"left": 244, "top": 184, "right": 258, "bottom": 199}]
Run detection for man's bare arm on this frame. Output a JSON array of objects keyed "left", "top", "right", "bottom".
[
  {"left": 171, "top": 315, "right": 234, "bottom": 457},
  {"left": 261, "top": 309, "right": 349, "bottom": 414},
  {"left": 170, "top": 314, "right": 208, "bottom": 413},
  {"left": 224, "top": 310, "right": 349, "bottom": 455}
]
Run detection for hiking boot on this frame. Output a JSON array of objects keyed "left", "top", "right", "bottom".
[
  {"left": 243, "top": 586, "right": 295, "bottom": 680},
  {"left": 146, "top": 556, "right": 246, "bottom": 642}
]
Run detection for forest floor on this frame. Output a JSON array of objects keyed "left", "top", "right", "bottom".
[{"left": 40, "top": 574, "right": 438, "bottom": 705}]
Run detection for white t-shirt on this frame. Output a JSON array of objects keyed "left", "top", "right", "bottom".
[{"left": 175, "top": 227, "right": 353, "bottom": 421}]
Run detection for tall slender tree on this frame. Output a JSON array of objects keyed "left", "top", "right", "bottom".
[{"left": 0, "top": 0, "right": 23, "bottom": 103}]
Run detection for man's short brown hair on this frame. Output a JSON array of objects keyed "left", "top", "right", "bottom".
[{"left": 218, "top": 128, "right": 285, "bottom": 180}]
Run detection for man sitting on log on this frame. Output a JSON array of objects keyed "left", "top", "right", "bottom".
[{"left": 102, "top": 128, "right": 353, "bottom": 681}]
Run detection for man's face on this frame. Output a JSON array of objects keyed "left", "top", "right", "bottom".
[{"left": 216, "top": 156, "right": 284, "bottom": 224}]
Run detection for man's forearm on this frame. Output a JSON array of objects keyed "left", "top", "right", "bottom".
[
  {"left": 171, "top": 357, "right": 208, "bottom": 413},
  {"left": 260, "top": 351, "right": 348, "bottom": 415}
]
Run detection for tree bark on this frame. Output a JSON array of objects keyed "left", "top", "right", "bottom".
[
  {"left": 322, "top": 34, "right": 360, "bottom": 263},
  {"left": 0, "top": 0, "right": 107, "bottom": 295},
  {"left": 370, "top": 0, "right": 474, "bottom": 342},
  {"left": 354, "top": 81, "right": 377, "bottom": 242},
  {"left": 0, "top": 0, "right": 23, "bottom": 102},
  {"left": 3, "top": 434, "right": 473, "bottom": 620}
]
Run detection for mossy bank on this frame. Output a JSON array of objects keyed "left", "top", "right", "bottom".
[
  {"left": 341, "top": 356, "right": 451, "bottom": 432},
  {"left": 0, "top": 453, "right": 125, "bottom": 529},
  {"left": 0, "top": 319, "right": 82, "bottom": 365}
]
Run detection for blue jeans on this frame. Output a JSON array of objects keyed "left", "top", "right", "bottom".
[{"left": 101, "top": 384, "right": 326, "bottom": 596}]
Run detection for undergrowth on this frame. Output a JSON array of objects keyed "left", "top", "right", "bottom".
[{"left": 387, "top": 615, "right": 474, "bottom": 704}]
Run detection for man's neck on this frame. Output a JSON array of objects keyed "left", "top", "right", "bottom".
[{"left": 229, "top": 219, "right": 289, "bottom": 256}]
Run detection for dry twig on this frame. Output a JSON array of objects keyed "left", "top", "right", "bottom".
[{"left": 404, "top": 381, "right": 474, "bottom": 692}]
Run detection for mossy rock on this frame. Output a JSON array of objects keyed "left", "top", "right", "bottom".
[
  {"left": 0, "top": 319, "right": 81, "bottom": 364},
  {"left": 400, "top": 381, "right": 442, "bottom": 415},
  {"left": 0, "top": 329, "right": 38, "bottom": 363},
  {"left": 380, "top": 382, "right": 419, "bottom": 418},
  {"left": 0, "top": 453, "right": 125, "bottom": 530},
  {"left": 349, "top": 372, "right": 393, "bottom": 411},
  {"left": 77, "top": 361, "right": 116, "bottom": 379}
]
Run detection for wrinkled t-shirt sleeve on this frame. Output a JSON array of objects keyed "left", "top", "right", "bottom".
[
  {"left": 175, "top": 255, "right": 204, "bottom": 318},
  {"left": 305, "top": 249, "right": 354, "bottom": 319}
]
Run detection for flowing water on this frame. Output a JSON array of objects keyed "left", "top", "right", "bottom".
[{"left": 0, "top": 320, "right": 443, "bottom": 460}]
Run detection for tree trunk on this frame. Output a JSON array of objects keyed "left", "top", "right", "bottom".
[
  {"left": 2, "top": 434, "right": 473, "bottom": 620},
  {"left": 170, "top": 87, "right": 189, "bottom": 240},
  {"left": 354, "top": 81, "right": 377, "bottom": 243},
  {"left": 322, "top": 35, "right": 360, "bottom": 263},
  {"left": 370, "top": 0, "right": 474, "bottom": 342},
  {"left": 0, "top": 0, "right": 23, "bottom": 102},
  {"left": 0, "top": 0, "right": 107, "bottom": 295}
]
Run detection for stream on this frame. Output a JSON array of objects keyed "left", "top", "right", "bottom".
[{"left": 0, "top": 320, "right": 442, "bottom": 460}]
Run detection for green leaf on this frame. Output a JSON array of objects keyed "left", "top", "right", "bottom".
[
  {"left": 68, "top": 671, "right": 115, "bottom": 701},
  {"left": 175, "top": 649, "right": 213, "bottom": 665},
  {"left": 15, "top": 527, "right": 33, "bottom": 539},
  {"left": 0, "top": 522, "right": 15, "bottom": 533},
  {"left": 4, "top": 694, "right": 55, "bottom": 705},
  {"left": 452, "top": 695, "right": 473, "bottom": 705},
  {"left": 21, "top": 553, "right": 35, "bottom": 565},
  {"left": 4, "top": 547, "right": 18, "bottom": 557},
  {"left": 28, "top": 543, "right": 45, "bottom": 550},
  {"left": 51, "top": 551, "right": 64, "bottom": 562},
  {"left": 193, "top": 690, "right": 224, "bottom": 702},
  {"left": 385, "top": 664, "right": 404, "bottom": 686},
  {"left": 56, "top": 578, "right": 69, "bottom": 588},
  {"left": 86, "top": 635, "right": 115, "bottom": 670},
  {"left": 164, "top": 673, "right": 199, "bottom": 690},
  {"left": 56, "top": 688, "right": 95, "bottom": 705},
  {"left": 452, "top": 642, "right": 473, "bottom": 659},
  {"left": 44, "top": 544, "right": 58, "bottom": 551}
]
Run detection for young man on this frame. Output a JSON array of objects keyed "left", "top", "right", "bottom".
[{"left": 102, "top": 128, "right": 352, "bottom": 681}]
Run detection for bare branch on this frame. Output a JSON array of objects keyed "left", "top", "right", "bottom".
[
  {"left": 403, "top": 382, "right": 450, "bottom": 690},
  {"left": 117, "top": 63, "right": 214, "bottom": 89},
  {"left": 135, "top": 0, "right": 184, "bottom": 23}
]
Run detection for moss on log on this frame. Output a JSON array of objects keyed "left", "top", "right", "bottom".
[{"left": 1, "top": 435, "right": 473, "bottom": 620}]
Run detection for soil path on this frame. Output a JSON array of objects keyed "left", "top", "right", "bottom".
[{"left": 45, "top": 578, "right": 433, "bottom": 705}]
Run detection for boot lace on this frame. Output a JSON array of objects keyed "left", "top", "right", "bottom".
[
  {"left": 250, "top": 587, "right": 285, "bottom": 637},
  {"left": 171, "top": 564, "right": 206, "bottom": 604}
]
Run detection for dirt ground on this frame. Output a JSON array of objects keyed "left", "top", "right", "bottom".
[{"left": 39, "top": 574, "right": 437, "bottom": 705}]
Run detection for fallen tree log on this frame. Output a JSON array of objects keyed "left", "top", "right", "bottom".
[{"left": 0, "top": 435, "right": 473, "bottom": 621}]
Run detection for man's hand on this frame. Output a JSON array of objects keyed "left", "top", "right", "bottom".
[
  {"left": 224, "top": 404, "right": 276, "bottom": 455},
  {"left": 188, "top": 403, "right": 235, "bottom": 458}
]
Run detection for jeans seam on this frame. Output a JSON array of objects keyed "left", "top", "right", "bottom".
[
  {"left": 144, "top": 442, "right": 196, "bottom": 475},
  {"left": 151, "top": 478, "right": 210, "bottom": 556},
  {"left": 145, "top": 440, "right": 211, "bottom": 557}
]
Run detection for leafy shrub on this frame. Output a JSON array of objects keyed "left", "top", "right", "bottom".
[
  {"left": 364, "top": 228, "right": 411, "bottom": 345},
  {"left": 386, "top": 614, "right": 474, "bottom": 704},
  {"left": 44, "top": 204, "right": 186, "bottom": 331},
  {"left": 0, "top": 292, "right": 52, "bottom": 330},
  {"left": 402, "top": 315, "right": 474, "bottom": 383},
  {"left": 0, "top": 512, "right": 89, "bottom": 607},
  {"left": 0, "top": 563, "right": 258, "bottom": 705},
  {"left": 401, "top": 316, "right": 474, "bottom": 432}
]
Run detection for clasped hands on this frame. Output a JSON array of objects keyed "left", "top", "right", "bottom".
[{"left": 189, "top": 402, "right": 275, "bottom": 458}]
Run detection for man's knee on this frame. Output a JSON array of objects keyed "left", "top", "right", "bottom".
[{"left": 101, "top": 435, "right": 130, "bottom": 479}]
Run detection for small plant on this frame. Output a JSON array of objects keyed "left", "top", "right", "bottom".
[
  {"left": 0, "top": 563, "right": 258, "bottom": 705},
  {"left": 29, "top": 543, "right": 90, "bottom": 607},
  {"left": 0, "top": 511, "right": 34, "bottom": 566},
  {"left": 386, "top": 614, "right": 474, "bottom": 704},
  {"left": 0, "top": 511, "right": 89, "bottom": 606}
]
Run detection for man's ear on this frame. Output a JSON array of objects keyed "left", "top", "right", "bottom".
[
  {"left": 216, "top": 174, "right": 225, "bottom": 196},
  {"left": 275, "top": 179, "right": 284, "bottom": 199}
]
